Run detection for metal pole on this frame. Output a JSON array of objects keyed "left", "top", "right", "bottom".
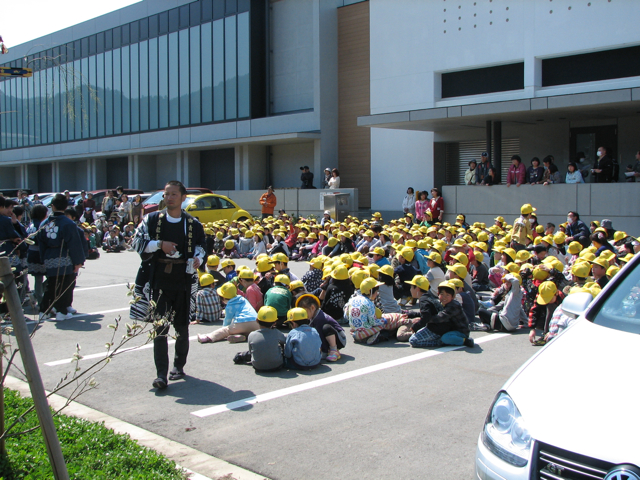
[
  {"left": 493, "top": 121, "right": 502, "bottom": 184},
  {"left": 485, "top": 120, "right": 492, "bottom": 166},
  {"left": 0, "top": 258, "right": 69, "bottom": 480}
]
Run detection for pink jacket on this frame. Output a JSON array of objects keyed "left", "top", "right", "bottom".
[
  {"left": 239, "top": 283, "right": 264, "bottom": 312},
  {"left": 507, "top": 163, "right": 526, "bottom": 185}
]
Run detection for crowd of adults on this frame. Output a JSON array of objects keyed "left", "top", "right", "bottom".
[{"left": 2, "top": 177, "right": 639, "bottom": 390}]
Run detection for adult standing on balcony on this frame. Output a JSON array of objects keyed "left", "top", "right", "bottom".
[
  {"left": 300, "top": 166, "right": 315, "bottom": 189},
  {"left": 328, "top": 169, "right": 341, "bottom": 189},
  {"left": 259, "top": 186, "right": 277, "bottom": 220},
  {"left": 475, "top": 152, "right": 492, "bottom": 184},
  {"left": 506, "top": 155, "right": 526, "bottom": 187},
  {"left": 592, "top": 146, "right": 614, "bottom": 183}
]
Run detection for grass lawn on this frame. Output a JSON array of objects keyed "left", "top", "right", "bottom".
[{"left": 0, "top": 388, "right": 186, "bottom": 479}]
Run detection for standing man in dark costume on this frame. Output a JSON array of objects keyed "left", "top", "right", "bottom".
[{"left": 131, "top": 181, "right": 206, "bottom": 390}]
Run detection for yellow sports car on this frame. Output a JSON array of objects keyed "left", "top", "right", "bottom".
[{"left": 182, "top": 194, "right": 252, "bottom": 223}]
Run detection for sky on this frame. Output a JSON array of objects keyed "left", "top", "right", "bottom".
[{"left": 1, "top": 0, "right": 143, "bottom": 49}]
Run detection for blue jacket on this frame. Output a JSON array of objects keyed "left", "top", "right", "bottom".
[
  {"left": 223, "top": 295, "right": 258, "bottom": 326},
  {"left": 284, "top": 325, "right": 321, "bottom": 367},
  {"left": 414, "top": 249, "right": 429, "bottom": 274},
  {"left": 37, "top": 212, "right": 85, "bottom": 276}
]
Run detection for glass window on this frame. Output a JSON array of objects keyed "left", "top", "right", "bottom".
[
  {"left": 158, "top": 34, "right": 169, "bottom": 128},
  {"left": 121, "top": 46, "right": 130, "bottom": 133},
  {"left": 219, "top": 197, "right": 235, "bottom": 209},
  {"left": 148, "top": 38, "right": 158, "bottom": 130},
  {"left": 213, "top": 19, "right": 224, "bottom": 121},
  {"left": 96, "top": 52, "right": 105, "bottom": 137},
  {"left": 28, "top": 68, "right": 36, "bottom": 145},
  {"left": 149, "top": 15, "right": 158, "bottom": 38},
  {"left": 237, "top": 12, "right": 249, "bottom": 118},
  {"left": 190, "top": 2, "right": 202, "bottom": 26},
  {"left": 41, "top": 66, "right": 48, "bottom": 143},
  {"left": 9, "top": 78, "right": 16, "bottom": 148},
  {"left": 139, "top": 18, "right": 148, "bottom": 40},
  {"left": 74, "top": 40, "right": 82, "bottom": 60},
  {"left": 203, "top": 0, "right": 213, "bottom": 21},
  {"left": 168, "top": 32, "right": 179, "bottom": 127},
  {"left": 180, "top": 5, "right": 190, "bottom": 29},
  {"left": 81, "top": 57, "right": 89, "bottom": 138},
  {"left": 22, "top": 76, "right": 29, "bottom": 146},
  {"left": 89, "top": 55, "right": 97, "bottom": 138},
  {"left": 201, "top": 22, "right": 213, "bottom": 123},
  {"left": 168, "top": 9, "right": 178, "bottom": 33},
  {"left": 112, "top": 49, "right": 121, "bottom": 134},
  {"left": 238, "top": 0, "right": 250, "bottom": 13},
  {"left": 104, "top": 50, "right": 113, "bottom": 135},
  {"left": 130, "top": 43, "right": 139, "bottom": 133},
  {"left": 105, "top": 30, "right": 112, "bottom": 51},
  {"left": 590, "top": 264, "right": 640, "bottom": 334},
  {"left": 213, "top": 0, "right": 225, "bottom": 20},
  {"left": 113, "top": 27, "right": 122, "bottom": 49},
  {"left": 97, "top": 32, "right": 105, "bottom": 54},
  {"left": 226, "top": 0, "right": 237, "bottom": 15},
  {"left": 89, "top": 35, "right": 97, "bottom": 56},
  {"left": 122, "top": 24, "right": 130, "bottom": 46},
  {"left": 225, "top": 16, "right": 237, "bottom": 120},
  {"left": 139, "top": 40, "right": 149, "bottom": 131},
  {"left": 179, "top": 29, "right": 190, "bottom": 126},
  {"left": 130, "top": 22, "right": 139, "bottom": 44},
  {"left": 45, "top": 67, "right": 53, "bottom": 143},
  {"left": 0, "top": 81, "right": 5, "bottom": 150},
  {"left": 190, "top": 26, "right": 201, "bottom": 125},
  {"left": 81, "top": 37, "right": 89, "bottom": 57},
  {"left": 74, "top": 59, "right": 82, "bottom": 139}
]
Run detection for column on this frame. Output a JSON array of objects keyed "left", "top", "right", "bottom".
[{"left": 234, "top": 146, "right": 243, "bottom": 190}]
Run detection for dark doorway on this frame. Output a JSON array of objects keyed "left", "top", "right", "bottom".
[
  {"left": 570, "top": 125, "right": 618, "bottom": 182},
  {"left": 106, "top": 157, "right": 129, "bottom": 187}
]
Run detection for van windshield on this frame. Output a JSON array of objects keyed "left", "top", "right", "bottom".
[{"left": 589, "top": 262, "right": 640, "bottom": 335}]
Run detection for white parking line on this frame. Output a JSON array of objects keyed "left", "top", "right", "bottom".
[
  {"left": 191, "top": 333, "right": 510, "bottom": 418},
  {"left": 70, "top": 307, "right": 130, "bottom": 318},
  {"left": 74, "top": 283, "right": 129, "bottom": 292},
  {"left": 45, "top": 335, "right": 199, "bottom": 366}
]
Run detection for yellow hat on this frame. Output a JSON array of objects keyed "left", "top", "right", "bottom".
[
  {"left": 284, "top": 307, "right": 309, "bottom": 323},
  {"left": 579, "top": 251, "right": 596, "bottom": 262},
  {"left": 453, "top": 238, "right": 467, "bottom": 247},
  {"left": 217, "top": 282, "right": 237, "bottom": 299},
  {"left": 328, "top": 237, "right": 339, "bottom": 247},
  {"left": 405, "top": 275, "right": 430, "bottom": 291},
  {"left": 567, "top": 241, "right": 583, "bottom": 255},
  {"left": 541, "top": 235, "right": 554, "bottom": 245},
  {"left": 620, "top": 253, "right": 635, "bottom": 263},
  {"left": 220, "top": 259, "right": 235, "bottom": 269},
  {"left": 378, "top": 264, "right": 395, "bottom": 278},
  {"left": 238, "top": 269, "right": 255, "bottom": 280},
  {"left": 505, "top": 262, "right": 521, "bottom": 274},
  {"left": 405, "top": 239, "right": 417, "bottom": 248},
  {"left": 274, "top": 274, "right": 291, "bottom": 286},
  {"left": 613, "top": 231, "right": 627, "bottom": 242},
  {"left": 521, "top": 204, "right": 536, "bottom": 215},
  {"left": 199, "top": 273, "right": 215, "bottom": 287},
  {"left": 398, "top": 248, "right": 415, "bottom": 262},
  {"left": 437, "top": 280, "right": 457, "bottom": 293},
  {"left": 307, "top": 257, "right": 324, "bottom": 269},
  {"left": 331, "top": 264, "right": 349, "bottom": 281},
  {"left": 446, "top": 263, "right": 467, "bottom": 279},
  {"left": 590, "top": 257, "right": 609, "bottom": 269},
  {"left": 532, "top": 267, "right": 550, "bottom": 281},
  {"left": 360, "top": 277, "right": 383, "bottom": 295},
  {"left": 257, "top": 306, "right": 278, "bottom": 323},
  {"left": 494, "top": 216, "right": 505, "bottom": 223},
  {"left": 224, "top": 239, "right": 235, "bottom": 250},
  {"left": 452, "top": 252, "right": 469, "bottom": 266},
  {"left": 606, "top": 265, "right": 620, "bottom": 278},
  {"left": 207, "top": 254, "right": 220, "bottom": 267},
  {"left": 256, "top": 258, "right": 275, "bottom": 273},
  {"left": 271, "top": 252, "right": 289, "bottom": 263},
  {"left": 535, "top": 225, "right": 545, "bottom": 234},
  {"left": 448, "top": 278, "right": 464, "bottom": 289},
  {"left": 515, "top": 250, "right": 531, "bottom": 262},
  {"left": 537, "top": 281, "right": 558, "bottom": 305},
  {"left": 350, "top": 269, "right": 370, "bottom": 289},
  {"left": 473, "top": 250, "right": 485, "bottom": 262},
  {"left": 426, "top": 251, "right": 442, "bottom": 264},
  {"left": 370, "top": 246, "right": 385, "bottom": 256},
  {"left": 553, "top": 232, "right": 566, "bottom": 245},
  {"left": 502, "top": 248, "right": 517, "bottom": 262},
  {"left": 571, "top": 262, "right": 591, "bottom": 278},
  {"left": 289, "top": 280, "right": 305, "bottom": 291},
  {"left": 599, "top": 250, "right": 616, "bottom": 262}
]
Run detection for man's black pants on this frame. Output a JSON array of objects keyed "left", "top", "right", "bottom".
[
  {"left": 40, "top": 274, "right": 75, "bottom": 314},
  {"left": 152, "top": 288, "right": 190, "bottom": 380}
]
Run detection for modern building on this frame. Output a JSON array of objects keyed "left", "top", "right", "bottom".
[
  {"left": 0, "top": 0, "right": 364, "bottom": 202},
  {"left": 2, "top": 0, "right": 640, "bottom": 226}
]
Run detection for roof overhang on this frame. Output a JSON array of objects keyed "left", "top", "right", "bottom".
[{"left": 358, "top": 88, "right": 640, "bottom": 133}]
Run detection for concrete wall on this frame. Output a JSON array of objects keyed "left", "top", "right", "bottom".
[
  {"left": 215, "top": 187, "right": 359, "bottom": 219},
  {"left": 370, "top": 128, "right": 434, "bottom": 212},
  {"left": 270, "top": 0, "right": 314, "bottom": 114},
  {"left": 443, "top": 184, "right": 640, "bottom": 236},
  {"left": 0, "top": 167, "right": 19, "bottom": 189},
  {"left": 369, "top": 0, "right": 640, "bottom": 115},
  {"left": 270, "top": 143, "right": 316, "bottom": 189}
]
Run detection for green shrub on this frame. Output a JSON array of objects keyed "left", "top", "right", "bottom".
[{"left": 0, "top": 388, "right": 186, "bottom": 479}]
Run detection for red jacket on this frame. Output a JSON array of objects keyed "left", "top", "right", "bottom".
[{"left": 507, "top": 163, "right": 526, "bottom": 185}]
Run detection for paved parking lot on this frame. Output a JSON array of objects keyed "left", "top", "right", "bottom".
[{"left": 10, "top": 251, "right": 537, "bottom": 479}]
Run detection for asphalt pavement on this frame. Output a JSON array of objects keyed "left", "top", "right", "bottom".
[{"left": 8, "top": 250, "right": 538, "bottom": 480}]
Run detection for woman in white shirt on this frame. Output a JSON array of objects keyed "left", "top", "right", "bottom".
[
  {"left": 402, "top": 187, "right": 415, "bottom": 216},
  {"left": 328, "top": 168, "right": 340, "bottom": 189}
]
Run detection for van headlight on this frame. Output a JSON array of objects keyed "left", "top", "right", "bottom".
[{"left": 481, "top": 392, "right": 532, "bottom": 467}]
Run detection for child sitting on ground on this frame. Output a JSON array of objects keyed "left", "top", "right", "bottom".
[
  {"left": 296, "top": 293, "right": 345, "bottom": 361},
  {"left": 206, "top": 254, "right": 227, "bottom": 285},
  {"left": 264, "top": 274, "right": 293, "bottom": 327},
  {"left": 191, "top": 273, "right": 223, "bottom": 324},
  {"left": 234, "top": 306, "right": 287, "bottom": 372},
  {"left": 197, "top": 283, "right": 258, "bottom": 344},
  {"left": 283, "top": 307, "right": 322, "bottom": 370},
  {"left": 222, "top": 239, "right": 240, "bottom": 259},
  {"left": 220, "top": 258, "right": 238, "bottom": 282}
]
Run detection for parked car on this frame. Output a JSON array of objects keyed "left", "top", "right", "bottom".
[
  {"left": 142, "top": 187, "right": 213, "bottom": 216},
  {"left": 0, "top": 188, "right": 32, "bottom": 199},
  {"left": 476, "top": 253, "right": 640, "bottom": 480},
  {"left": 181, "top": 193, "right": 251, "bottom": 224}
]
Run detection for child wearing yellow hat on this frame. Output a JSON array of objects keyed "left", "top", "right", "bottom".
[
  {"left": 283, "top": 308, "right": 322, "bottom": 370},
  {"left": 528, "top": 281, "right": 564, "bottom": 346},
  {"left": 191, "top": 273, "right": 223, "bottom": 325}
]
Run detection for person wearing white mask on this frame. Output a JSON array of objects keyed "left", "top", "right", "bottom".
[{"left": 591, "top": 146, "right": 614, "bottom": 183}]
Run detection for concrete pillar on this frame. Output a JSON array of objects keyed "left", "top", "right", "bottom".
[
  {"left": 52, "top": 162, "right": 60, "bottom": 192},
  {"left": 183, "top": 150, "right": 201, "bottom": 187},
  {"left": 137, "top": 155, "right": 158, "bottom": 191},
  {"left": 26, "top": 165, "right": 38, "bottom": 191},
  {"left": 94, "top": 159, "right": 107, "bottom": 189},
  {"left": 176, "top": 151, "right": 184, "bottom": 182},
  {"left": 128, "top": 155, "right": 137, "bottom": 189},
  {"left": 234, "top": 146, "right": 243, "bottom": 190},
  {"left": 314, "top": 139, "right": 322, "bottom": 188}
]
